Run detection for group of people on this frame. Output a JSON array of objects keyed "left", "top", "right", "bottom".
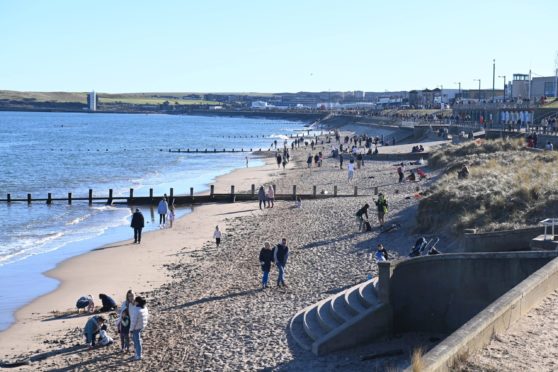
[
  {"left": 258, "top": 185, "right": 276, "bottom": 209},
  {"left": 397, "top": 163, "right": 427, "bottom": 183},
  {"left": 157, "top": 195, "right": 175, "bottom": 229},
  {"left": 79, "top": 290, "right": 149, "bottom": 361},
  {"left": 411, "top": 145, "right": 425, "bottom": 153},
  {"left": 355, "top": 193, "right": 389, "bottom": 231},
  {"left": 258, "top": 238, "right": 289, "bottom": 288}
]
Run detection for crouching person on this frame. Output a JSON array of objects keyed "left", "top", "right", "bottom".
[{"left": 84, "top": 315, "right": 106, "bottom": 350}]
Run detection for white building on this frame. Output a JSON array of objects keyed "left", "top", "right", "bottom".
[
  {"left": 88, "top": 91, "right": 97, "bottom": 111},
  {"left": 251, "top": 100, "right": 268, "bottom": 109}
]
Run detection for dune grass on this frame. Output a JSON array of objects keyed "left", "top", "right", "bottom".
[{"left": 417, "top": 138, "right": 558, "bottom": 233}]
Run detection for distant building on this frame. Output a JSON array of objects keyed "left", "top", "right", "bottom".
[
  {"left": 87, "top": 91, "right": 97, "bottom": 111},
  {"left": 511, "top": 74, "right": 530, "bottom": 100},
  {"left": 251, "top": 101, "right": 269, "bottom": 109},
  {"left": 531, "top": 76, "right": 558, "bottom": 100}
]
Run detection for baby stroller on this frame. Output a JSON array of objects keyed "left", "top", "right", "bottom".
[{"left": 409, "top": 237, "right": 441, "bottom": 257}]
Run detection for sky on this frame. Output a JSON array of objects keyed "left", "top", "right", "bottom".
[{"left": 1, "top": 0, "right": 557, "bottom": 93}]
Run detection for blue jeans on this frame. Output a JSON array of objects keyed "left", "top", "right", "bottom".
[
  {"left": 132, "top": 329, "right": 142, "bottom": 359},
  {"left": 262, "top": 271, "right": 269, "bottom": 286},
  {"left": 276, "top": 264, "right": 285, "bottom": 285}
]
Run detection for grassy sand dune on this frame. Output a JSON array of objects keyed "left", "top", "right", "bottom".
[{"left": 417, "top": 138, "right": 558, "bottom": 233}]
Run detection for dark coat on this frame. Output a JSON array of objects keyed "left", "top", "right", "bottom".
[
  {"left": 274, "top": 244, "right": 289, "bottom": 266},
  {"left": 259, "top": 248, "right": 274, "bottom": 272},
  {"left": 99, "top": 294, "right": 117, "bottom": 311},
  {"left": 131, "top": 211, "right": 144, "bottom": 229}
]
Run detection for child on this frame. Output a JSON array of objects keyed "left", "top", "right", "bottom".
[
  {"left": 167, "top": 208, "right": 175, "bottom": 228},
  {"left": 213, "top": 226, "right": 221, "bottom": 248},
  {"left": 118, "top": 308, "right": 131, "bottom": 352},
  {"left": 98, "top": 324, "right": 114, "bottom": 346}
]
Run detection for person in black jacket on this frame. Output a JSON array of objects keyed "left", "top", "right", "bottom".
[
  {"left": 274, "top": 238, "right": 289, "bottom": 287},
  {"left": 98, "top": 293, "right": 117, "bottom": 312},
  {"left": 131, "top": 208, "right": 145, "bottom": 244},
  {"left": 355, "top": 203, "right": 370, "bottom": 231},
  {"left": 259, "top": 242, "right": 274, "bottom": 289}
]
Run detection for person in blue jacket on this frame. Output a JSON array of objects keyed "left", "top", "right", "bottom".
[{"left": 83, "top": 315, "right": 106, "bottom": 349}]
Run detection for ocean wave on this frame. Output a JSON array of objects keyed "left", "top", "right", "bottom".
[{"left": 269, "top": 134, "right": 289, "bottom": 140}]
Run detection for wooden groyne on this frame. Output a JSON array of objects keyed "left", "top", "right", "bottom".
[
  {"left": 168, "top": 148, "right": 271, "bottom": 154},
  {"left": 0, "top": 184, "right": 369, "bottom": 206}
]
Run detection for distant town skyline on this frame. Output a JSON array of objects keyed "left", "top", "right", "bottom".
[{"left": 1, "top": 0, "right": 557, "bottom": 93}]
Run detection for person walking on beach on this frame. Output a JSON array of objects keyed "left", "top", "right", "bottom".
[
  {"left": 259, "top": 242, "right": 274, "bottom": 289},
  {"left": 375, "top": 193, "right": 388, "bottom": 227},
  {"left": 157, "top": 196, "right": 169, "bottom": 228},
  {"left": 245, "top": 156, "right": 249, "bottom": 168},
  {"left": 131, "top": 208, "right": 144, "bottom": 244},
  {"left": 397, "top": 164, "right": 404, "bottom": 183},
  {"left": 130, "top": 296, "right": 149, "bottom": 361},
  {"left": 276, "top": 153, "right": 282, "bottom": 168},
  {"left": 258, "top": 186, "right": 266, "bottom": 210},
  {"left": 167, "top": 207, "right": 175, "bottom": 228},
  {"left": 213, "top": 225, "right": 222, "bottom": 247},
  {"left": 339, "top": 153, "right": 344, "bottom": 169},
  {"left": 274, "top": 238, "right": 289, "bottom": 287},
  {"left": 83, "top": 315, "right": 105, "bottom": 349},
  {"left": 348, "top": 160, "right": 355, "bottom": 182},
  {"left": 307, "top": 153, "right": 312, "bottom": 168},
  {"left": 266, "top": 185, "right": 275, "bottom": 208}
]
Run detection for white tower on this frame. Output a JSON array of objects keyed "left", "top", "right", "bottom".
[{"left": 88, "top": 91, "right": 97, "bottom": 111}]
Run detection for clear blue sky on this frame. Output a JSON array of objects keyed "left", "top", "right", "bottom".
[{"left": 1, "top": 0, "right": 557, "bottom": 93}]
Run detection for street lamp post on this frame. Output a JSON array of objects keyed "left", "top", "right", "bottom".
[
  {"left": 498, "top": 75, "right": 506, "bottom": 102},
  {"left": 492, "top": 59, "right": 496, "bottom": 102},
  {"left": 474, "top": 79, "right": 481, "bottom": 101}
]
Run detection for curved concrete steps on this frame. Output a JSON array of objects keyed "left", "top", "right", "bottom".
[{"left": 289, "top": 278, "right": 390, "bottom": 355}]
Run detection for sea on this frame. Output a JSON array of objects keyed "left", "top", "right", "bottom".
[{"left": 0, "top": 111, "right": 314, "bottom": 331}]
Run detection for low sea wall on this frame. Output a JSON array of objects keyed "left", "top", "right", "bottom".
[
  {"left": 417, "top": 255, "right": 558, "bottom": 372},
  {"left": 382, "top": 251, "right": 558, "bottom": 334},
  {"left": 461, "top": 226, "right": 544, "bottom": 252}
]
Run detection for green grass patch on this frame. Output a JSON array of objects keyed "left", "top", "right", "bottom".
[{"left": 417, "top": 138, "right": 558, "bottom": 233}]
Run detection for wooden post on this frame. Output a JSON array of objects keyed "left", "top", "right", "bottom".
[
  {"left": 374, "top": 186, "right": 378, "bottom": 195},
  {"left": 251, "top": 184, "right": 255, "bottom": 196},
  {"left": 68, "top": 192, "right": 72, "bottom": 205},
  {"left": 190, "top": 187, "right": 194, "bottom": 201},
  {"left": 334, "top": 185, "right": 338, "bottom": 196},
  {"left": 149, "top": 188, "right": 153, "bottom": 203},
  {"left": 47, "top": 193, "right": 52, "bottom": 205},
  {"left": 293, "top": 185, "right": 297, "bottom": 198},
  {"left": 210, "top": 185, "right": 214, "bottom": 197},
  {"left": 130, "top": 188, "right": 134, "bottom": 200},
  {"left": 231, "top": 185, "right": 235, "bottom": 203},
  {"left": 354, "top": 186, "right": 358, "bottom": 196},
  {"left": 88, "top": 189, "right": 93, "bottom": 205},
  {"left": 107, "top": 189, "right": 113, "bottom": 205},
  {"left": 27, "top": 193, "right": 31, "bottom": 204},
  {"left": 7, "top": 193, "right": 11, "bottom": 203},
  {"left": 273, "top": 184, "right": 276, "bottom": 194},
  {"left": 170, "top": 188, "right": 174, "bottom": 202},
  {"left": 313, "top": 185, "right": 317, "bottom": 197},
  {"left": 230, "top": 185, "right": 235, "bottom": 195}
]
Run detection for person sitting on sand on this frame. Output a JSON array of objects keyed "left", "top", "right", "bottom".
[
  {"left": 83, "top": 315, "right": 105, "bottom": 349},
  {"left": 259, "top": 242, "right": 274, "bottom": 289},
  {"left": 374, "top": 244, "right": 389, "bottom": 262},
  {"left": 98, "top": 293, "right": 117, "bottom": 312},
  {"left": 355, "top": 203, "right": 370, "bottom": 232},
  {"left": 98, "top": 324, "right": 114, "bottom": 346},
  {"left": 417, "top": 168, "right": 427, "bottom": 180},
  {"left": 76, "top": 295, "right": 95, "bottom": 314},
  {"left": 457, "top": 165, "right": 470, "bottom": 179},
  {"left": 406, "top": 170, "right": 417, "bottom": 182}
]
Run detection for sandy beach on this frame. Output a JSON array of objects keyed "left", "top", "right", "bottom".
[
  {"left": 0, "top": 131, "right": 447, "bottom": 370},
  {"left": 5, "top": 131, "right": 554, "bottom": 371}
]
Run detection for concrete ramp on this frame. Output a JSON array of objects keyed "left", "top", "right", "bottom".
[{"left": 288, "top": 278, "right": 393, "bottom": 355}]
